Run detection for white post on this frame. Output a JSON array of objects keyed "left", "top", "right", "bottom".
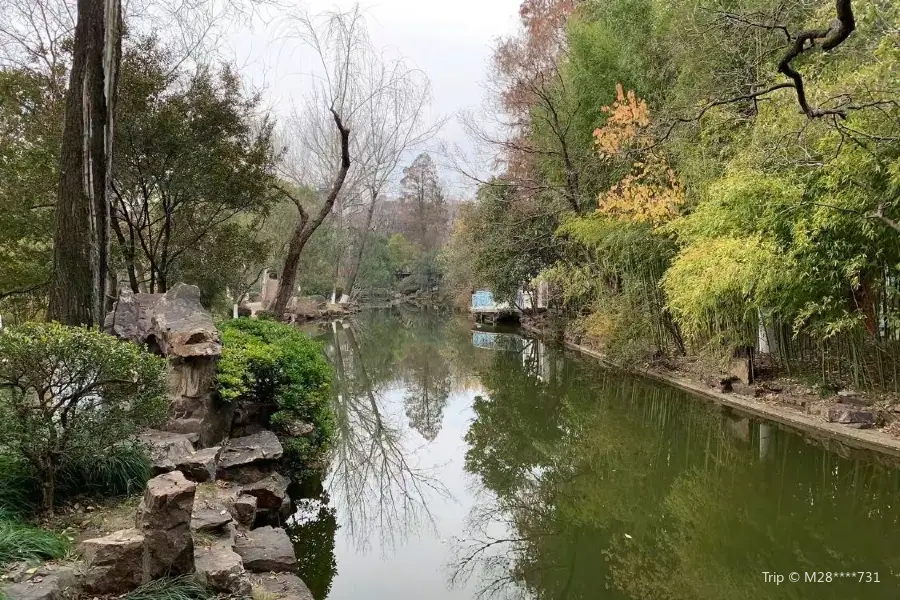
[
  {"left": 232, "top": 303, "right": 239, "bottom": 319},
  {"left": 759, "top": 423, "right": 773, "bottom": 460}
]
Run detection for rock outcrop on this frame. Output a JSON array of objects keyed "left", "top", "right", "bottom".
[
  {"left": 192, "top": 507, "right": 233, "bottom": 534},
  {"left": 241, "top": 473, "right": 289, "bottom": 510},
  {"left": 251, "top": 573, "right": 314, "bottom": 600},
  {"left": 91, "top": 285, "right": 315, "bottom": 598},
  {"left": 79, "top": 529, "right": 145, "bottom": 594},
  {"left": 233, "top": 526, "right": 297, "bottom": 573},
  {"left": 217, "top": 431, "right": 284, "bottom": 482},
  {"left": 2, "top": 565, "right": 77, "bottom": 600},
  {"left": 138, "top": 430, "right": 196, "bottom": 475},
  {"left": 178, "top": 447, "right": 221, "bottom": 482},
  {"left": 232, "top": 495, "right": 258, "bottom": 527},
  {"left": 195, "top": 543, "right": 250, "bottom": 595},
  {"left": 137, "top": 471, "right": 197, "bottom": 581},
  {"left": 107, "top": 284, "right": 232, "bottom": 447}
]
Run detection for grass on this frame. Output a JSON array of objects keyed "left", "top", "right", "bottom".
[
  {"left": 250, "top": 586, "right": 278, "bottom": 600},
  {"left": 124, "top": 577, "right": 214, "bottom": 600},
  {"left": 0, "top": 455, "right": 39, "bottom": 516},
  {"left": 0, "top": 519, "right": 69, "bottom": 567},
  {"left": 57, "top": 442, "right": 152, "bottom": 499},
  {"left": 0, "top": 443, "right": 151, "bottom": 519}
]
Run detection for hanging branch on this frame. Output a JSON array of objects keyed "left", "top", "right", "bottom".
[{"left": 777, "top": 0, "right": 856, "bottom": 118}]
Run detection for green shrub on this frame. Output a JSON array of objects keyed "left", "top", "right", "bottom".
[
  {"left": 1, "top": 443, "right": 151, "bottom": 517},
  {"left": 217, "top": 319, "right": 334, "bottom": 476},
  {"left": 0, "top": 519, "right": 69, "bottom": 566},
  {"left": 0, "top": 323, "right": 168, "bottom": 512}
]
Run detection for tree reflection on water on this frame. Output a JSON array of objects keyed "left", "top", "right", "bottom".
[
  {"left": 294, "top": 311, "right": 900, "bottom": 600},
  {"left": 318, "top": 312, "right": 456, "bottom": 555},
  {"left": 454, "top": 343, "right": 900, "bottom": 600}
]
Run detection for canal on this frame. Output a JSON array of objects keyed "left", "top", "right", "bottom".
[{"left": 290, "top": 310, "right": 900, "bottom": 600}]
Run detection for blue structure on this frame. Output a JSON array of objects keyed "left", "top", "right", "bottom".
[{"left": 471, "top": 290, "right": 497, "bottom": 310}]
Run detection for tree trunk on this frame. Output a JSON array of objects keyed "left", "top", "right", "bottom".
[
  {"left": 47, "top": 0, "right": 121, "bottom": 325},
  {"left": 111, "top": 215, "right": 140, "bottom": 292},
  {"left": 345, "top": 196, "right": 377, "bottom": 297},
  {"left": 38, "top": 455, "right": 57, "bottom": 513},
  {"left": 274, "top": 110, "right": 351, "bottom": 320}
]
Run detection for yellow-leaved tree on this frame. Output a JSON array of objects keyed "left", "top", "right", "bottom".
[{"left": 593, "top": 84, "right": 683, "bottom": 224}]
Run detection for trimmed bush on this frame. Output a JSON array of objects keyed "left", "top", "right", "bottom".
[
  {"left": 217, "top": 319, "right": 334, "bottom": 476},
  {"left": 0, "top": 323, "right": 168, "bottom": 512}
]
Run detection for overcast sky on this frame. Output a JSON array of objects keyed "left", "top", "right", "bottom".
[{"left": 222, "top": 0, "right": 521, "bottom": 198}]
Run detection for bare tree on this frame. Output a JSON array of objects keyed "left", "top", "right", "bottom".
[
  {"left": 341, "top": 52, "right": 441, "bottom": 296},
  {"left": 272, "top": 7, "right": 362, "bottom": 319},
  {"left": 274, "top": 5, "right": 435, "bottom": 316}
]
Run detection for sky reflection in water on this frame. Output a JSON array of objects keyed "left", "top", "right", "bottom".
[{"left": 290, "top": 310, "right": 900, "bottom": 600}]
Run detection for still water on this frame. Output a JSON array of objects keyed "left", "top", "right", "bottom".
[{"left": 289, "top": 310, "right": 900, "bottom": 600}]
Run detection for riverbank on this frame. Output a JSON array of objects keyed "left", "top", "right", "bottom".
[{"left": 520, "top": 319, "right": 900, "bottom": 463}]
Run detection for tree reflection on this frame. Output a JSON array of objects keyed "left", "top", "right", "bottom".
[
  {"left": 456, "top": 348, "right": 900, "bottom": 600},
  {"left": 401, "top": 327, "right": 452, "bottom": 442},
  {"left": 319, "top": 312, "right": 450, "bottom": 554},
  {"left": 289, "top": 498, "right": 338, "bottom": 600}
]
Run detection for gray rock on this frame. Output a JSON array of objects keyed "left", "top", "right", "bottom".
[
  {"left": 836, "top": 390, "right": 872, "bottom": 407},
  {"left": 178, "top": 447, "right": 221, "bottom": 482},
  {"left": 107, "top": 285, "right": 230, "bottom": 447},
  {"left": 167, "top": 357, "right": 234, "bottom": 448},
  {"left": 192, "top": 506, "right": 233, "bottom": 534},
  {"left": 241, "top": 473, "right": 289, "bottom": 510},
  {"left": 194, "top": 544, "right": 250, "bottom": 595},
  {"left": 232, "top": 495, "right": 258, "bottom": 527},
  {"left": 150, "top": 284, "right": 222, "bottom": 358},
  {"left": 251, "top": 573, "right": 313, "bottom": 600},
  {"left": 233, "top": 526, "right": 297, "bottom": 573},
  {"left": 104, "top": 288, "right": 164, "bottom": 346},
  {"left": 138, "top": 430, "right": 195, "bottom": 475},
  {"left": 730, "top": 382, "right": 758, "bottom": 397},
  {"left": 79, "top": 529, "right": 145, "bottom": 594},
  {"left": 827, "top": 404, "right": 876, "bottom": 425},
  {"left": 728, "top": 356, "right": 753, "bottom": 385},
  {"left": 281, "top": 420, "right": 315, "bottom": 437},
  {"left": 217, "top": 431, "right": 283, "bottom": 482},
  {"left": 137, "top": 471, "right": 197, "bottom": 581},
  {"left": 279, "top": 496, "right": 293, "bottom": 522},
  {"left": 2, "top": 566, "right": 77, "bottom": 600}
]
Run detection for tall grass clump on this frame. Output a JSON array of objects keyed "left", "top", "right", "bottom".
[
  {"left": 124, "top": 577, "right": 214, "bottom": 600},
  {"left": 56, "top": 442, "right": 153, "bottom": 500},
  {"left": 0, "top": 519, "right": 69, "bottom": 566}
]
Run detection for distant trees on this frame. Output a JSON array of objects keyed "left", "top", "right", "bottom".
[{"left": 397, "top": 153, "right": 448, "bottom": 254}]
